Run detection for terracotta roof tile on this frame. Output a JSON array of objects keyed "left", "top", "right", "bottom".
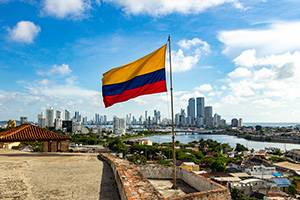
[{"left": 0, "top": 124, "right": 70, "bottom": 142}]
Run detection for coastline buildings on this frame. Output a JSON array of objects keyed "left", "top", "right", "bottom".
[
  {"left": 113, "top": 117, "right": 126, "bottom": 135},
  {"left": 175, "top": 96, "right": 227, "bottom": 128}
]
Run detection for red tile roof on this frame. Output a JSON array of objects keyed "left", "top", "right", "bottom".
[{"left": 0, "top": 124, "right": 70, "bottom": 142}]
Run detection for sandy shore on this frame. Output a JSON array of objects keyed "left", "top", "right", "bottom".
[{"left": 0, "top": 152, "right": 119, "bottom": 200}]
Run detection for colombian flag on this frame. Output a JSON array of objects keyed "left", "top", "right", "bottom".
[{"left": 102, "top": 44, "right": 167, "bottom": 108}]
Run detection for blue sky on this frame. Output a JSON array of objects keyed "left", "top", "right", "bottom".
[{"left": 1, "top": 0, "right": 300, "bottom": 122}]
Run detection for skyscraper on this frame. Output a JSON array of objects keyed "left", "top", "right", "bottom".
[
  {"left": 187, "top": 98, "right": 195, "bottom": 125},
  {"left": 196, "top": 97, "right": 205, "bottom": 118},
  {"left": 196, "top": 97, "right": 205, "bottom": 127},
  {"left": 113, "top": 117, "right": 126, "bottom": 135},
  {"left": 38, "top": 113, "right": 46, "bottom": 128},
  {"left": 65, "top": 110, "right": 70, "bottom": 121},
  {"left": 74, "top": 111, "right": 81, "bottom": 122},
  {"left": 46, "top": 107, "right": 54, "bottom": 127},
  {"left": 95, "top": 113, "right": 100, "bottom": 124},
  {"left": 56, "top": 110, "right": 61, "bottom": 119},
  {"left": 213, "top": 113, "right": 221, "bottom": 128},
  {"left": 204, "top": 106, "right": 213, "bottom": 127}
]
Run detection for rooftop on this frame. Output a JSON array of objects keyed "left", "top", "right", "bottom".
[
  {"left": 229, "top": 172, "right": 251, "bottom": 178},
  {"left": 0, "top": 124, "right": 70, "bottom": 142},
  {"left": 274, "top": 161, "right": 300, "bottom": 172}
]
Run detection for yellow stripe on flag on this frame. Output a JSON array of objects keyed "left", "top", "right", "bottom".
[{"left": 102, "top": 44, "right": 167, "bottom": 85}]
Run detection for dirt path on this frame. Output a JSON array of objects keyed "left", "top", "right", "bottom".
[{"left": 0, "top": 153, "right": 120, "bottom": 200}]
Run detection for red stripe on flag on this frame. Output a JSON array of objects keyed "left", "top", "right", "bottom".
[{"left": 103, "top": 80, "right": 167, "bottom": 107}]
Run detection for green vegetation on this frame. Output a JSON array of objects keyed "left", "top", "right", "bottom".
[
  {"left": 235, "top": 143, "right": 248, "bottom": 152},
  {"left": 231, "top": 188, "right": 258, "bottom": 200},
  {"left": 71, "top": 133, "right": 104, "bottom": 145},
  {"left": 107, "top": 138, "right": 128, "bottom": 154},
  {"left": 127, "top": 154, "right": 147, "bottom": 165},
  {"left": 268, "top": 156, "right": 286, "bottom": 162},
  {"left": 106, "top": 136, "right": 240, "bottom": 172},
  {"left": 287, "top": 176, "right": 300, "bottom": 196},
  {"left": 20, "top": 141, "right": 43, "bottom": 152}
]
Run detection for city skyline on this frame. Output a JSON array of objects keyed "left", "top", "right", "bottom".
[{"left": 2, "top": 1, "right": 300, "bottom": 122}]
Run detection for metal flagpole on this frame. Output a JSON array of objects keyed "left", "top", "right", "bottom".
[{"left": 168, "top": 35, "right": 177, "bottom": 189}]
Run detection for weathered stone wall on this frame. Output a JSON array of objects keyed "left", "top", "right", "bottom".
[
  {"left": 140, "top": 164, "right": 173, "bottom": 179},
  {"left": 60, "top": 141, "right": 69, "bottom": 152},
  {"left": 43, "top": 142, "right": 48, "bottom": 152},
  {"left": 98, "top": 153, "right": 164, "bottom": 200},
  {"left": 99, "top": 154, "right": 231, "bottom": 200},
  {"left": 139, "top": 164, "right": 231, "bottom": 200}
]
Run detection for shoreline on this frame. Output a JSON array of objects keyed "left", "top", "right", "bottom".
[{"left": 141, "top": 131, "right": 300, "bottom": 146}]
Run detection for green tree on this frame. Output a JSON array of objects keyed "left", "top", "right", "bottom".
[
  {"left": 108, "top": 138, "right": 128, "bottom": 154},
  {"left": 235, "top": 143, "right": 248, "bottom": 152}
]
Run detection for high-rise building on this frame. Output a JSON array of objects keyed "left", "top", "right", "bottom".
[
  {"left": 65, "top": 110, "right": 70, "bottom": 121},
  {"left": 55, "top": 118, "right": 62, "bottom": 130},
  {"left": 231, "top": 118, "right": 239, "bottom": 127},
  {"left": 74, "top": 111, "right": 81, "bottom": 122},
  {"left": 113, "top": 117, "right": 126, "bottom": 135},
  {"left": 95, "top": 113, "right": 100, "bottom": 124},
  {"left": 204, "top": 106, "right": 213, "bottom": 127},
  {"left": 220, "top": 119, "right": 227, "bottom": 127},
  {"left": 196, "top": 97, "right": 205, "bottom": 118},
  {"left": 145, "top": 111, "right": 148, "bottom": 125},
  {"left": 20, "top": 117, "right": 28, "bottom": 125},
  {"left": 179, "top": 109, "right": 186, "bottom": 126},
  {"left": 38, "top": 113, "right": 46, "bottom": 128},
  {"left": 213, "top": 114, "right": 221, "bottom": 128},
  {"left": 82, "top": 117, "right": 88, "bottom": 125},
  {"left": 56, "top": 110, "right": 61, "bottom": 119},
  {"left": 154, "top": 110, "right": 161, "bottom": 125},
  {"left": 238, "top": 118, "right": 243, "bottom": 127},
  {"left": 196, "top": 97, "right": 205, "bottom": 127},
  {"left": 187, "top": 98, "right": 195, "bottom": 125},
  {"left": 46, "top": 107, "right": 54, "bottom": 127},
  {"left": 103, "top": 115, "right": 107, "bottom": 124}
]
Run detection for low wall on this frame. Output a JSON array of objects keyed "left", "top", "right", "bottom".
[
  {"left": 98, "top": 153, "right": 164, "bottom": 200},
  {"left": 140, "top": 165, "right": 231, "bottom": 200},
  {"left": 99, "top": 154, "right": 231, "bottom": 200}
]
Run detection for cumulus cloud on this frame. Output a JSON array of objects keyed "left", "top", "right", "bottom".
[
  {"left": 8, "top": 21, "right": 40, "bottom": 44},
  {"left": 49, "top": 64, "right": 72, "bottom": 75},
  {"left": 228, "top": 67, "right": 252, "bottom": 79},
  {"left": 42, "top": 0, "right": 91, "bottom": 19},
  {"left": 221, "top": 49, "right": 300, "bottom": 121},
  {"left": 104, "top": 0, "right": 243, "bottom": 16},
  {"left": 195, "top": 84, "right": 213, "bottom": 93},
  {"left": 218, "top": 21, "right": 300, "bottom": 55},
  {"left": 38, "top": 64, "right": 72, "bottom": 76},
  {"left": 171, "top": 38, "right": 210, "bottom": 72}
]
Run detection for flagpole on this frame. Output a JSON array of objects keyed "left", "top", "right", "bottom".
[{"left": 168, "top": 35, "right": 177, "bottom": 189}]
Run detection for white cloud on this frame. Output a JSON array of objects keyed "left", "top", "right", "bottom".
[
  {"left": 218, "top": 21, "right": 300, "bottom": 55},
  {"left": 195, "top": 84, "right": 213, "bottom": 93},
  {"left": 219, "top": 49, "right": 300, "bottom": 121},
  {"left": 104, "top": 0, "right": 243, "bottom": 16},
  {"left": 171, "top": 38, "right": 210, "bottom": 72},
  {"left": 42, "top": 0, "right": 91, "bottom": 19},
  {"left": 228, "top": 67, "right": 252, "bottom": 79},
  {"left": 233, "top": 49, "right": 257, "bottom": 67},
  {"left": 38, "top": 64, "right": 72, "bottom": 76},
  {"left": 177, "top": 38, "right": 210, "bottom": 52},
  {"left": 8, "top": 21, "right": 40, "bottom": 44},
  {"left": 49, "top": 64, "right": 72, "bottom": 75}
]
